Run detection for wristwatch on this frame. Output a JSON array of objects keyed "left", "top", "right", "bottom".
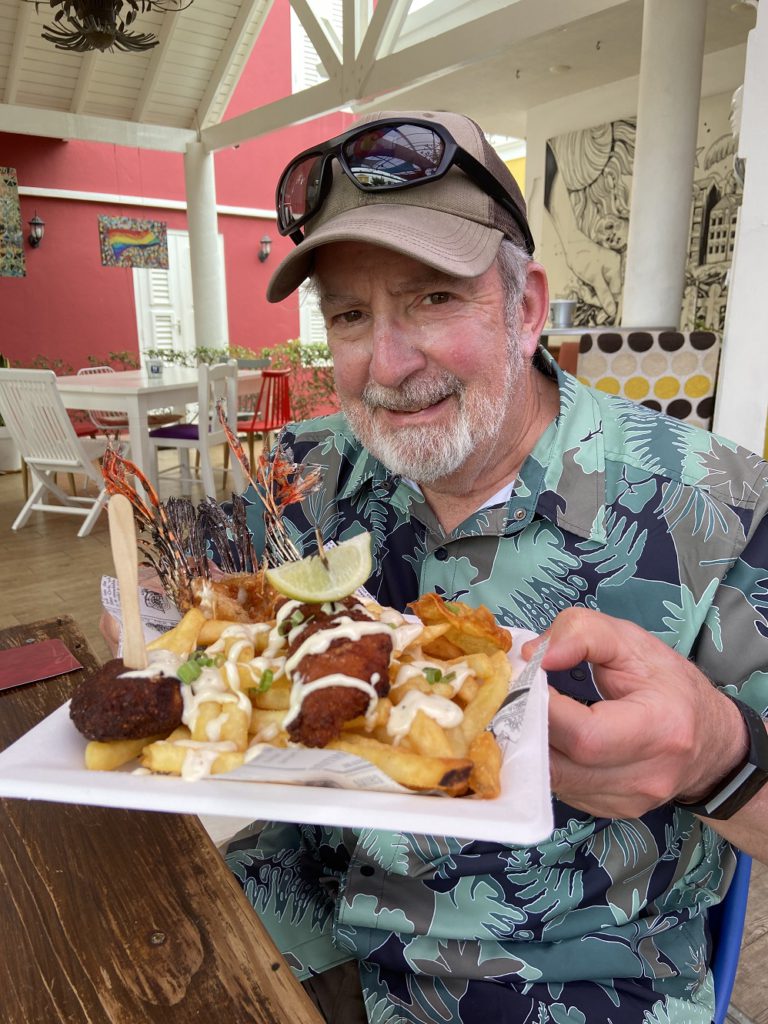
[{"left": 674, "top": 694, "right": 768, "bottom": 819}]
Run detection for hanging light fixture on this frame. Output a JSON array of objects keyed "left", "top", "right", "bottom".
[
  {"left": 23, "top": 1, "right": 195, "bottom": 54},
  {"left": 258, "top": 235, "right": 272, "bottom": 263},
  {"left": 28, "top": 211, "right": 45, "bottom": 248}
]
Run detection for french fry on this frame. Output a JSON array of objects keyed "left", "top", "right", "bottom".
[
  {"left": 468, "top": 730, "right": 503, "bottom": 799},
  {"left": 327, "top": 734, "right": 472, "bottom": 796},
  {"left": 421, "top": 636, "right": 464, "bottom": 659},
  {"left": 342, "top": 697, "right": 392, "bottom": 733},
  {"left": 248, "top": 707, "right": 287, "bottom": 737},
  {"left": 409, "top": 593, "right": 512, "bottom": 655},
  {"left": 84, "top": 733, "right": 167, "bottom": 771},
  {"left": 408, "top": 710, "right": 454, "bottom": 759},
  {"left": 197, "top": 619, "right": 232, "bottom": 646},
  {"left": 147, "top": 608, "right": 206, "bottom": 656},
  {"left": 460, "top": 655, "right": 511, "bottom": 744},
  {"left": 190, "top": 700, "right": 249, "bottom": 748},
  {"left": 445, "top": 725, "right": 469, "bottom": 759},
  {"left": 249, "top": 678, "right": 291, "bottom": 710},
  {"left": 141, "top": 738, "right": 244, "bottom": 776}
]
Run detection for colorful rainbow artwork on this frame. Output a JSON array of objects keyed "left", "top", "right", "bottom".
[{"left": 98, "top": 216, "right": 169, "bottom": 269}]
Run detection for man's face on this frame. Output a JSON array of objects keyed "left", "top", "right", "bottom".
[{"left": 315, "top": 242, "right": 527, "bottom": 486}]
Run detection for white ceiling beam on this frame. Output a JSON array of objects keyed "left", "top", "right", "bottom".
[
  {"left": 356, "top": 0, "right": 409, "bottom": 69},
  {"left": 201, "top": 78, "right": 345, "bottom": 151},
  {"left": 71, "top": 53, "right": 99, "bottom": 114},
  {"left": 342, "top": 0, "right": 357, "bottom": 68},
  {"left": 357, "top": 0, "right": 629, "bottom": 103},
  {"left": 133, "top": 11, "right": 182, "bottom": 123},
  {"left": 0, "top": 103, "right": 196, "bottom": 151},
  {"left": 4, "top": 1, "right": 34, "bottom": 105},
  {"left": 289, "top": 0, "right": 341, "bottom": 77},
  {"left": 197, "top": 0, "right": 273, "bottom": 130}
]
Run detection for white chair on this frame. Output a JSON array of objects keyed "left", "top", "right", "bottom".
[
  {"left": 76, "top": 365, "right": 181, "bottom": 433},
  {"left": 0, "top": 368, "right": 122, "bottom": 538},
  {"left": 148, "top": 360, "right": 244, "bottom": 497}
]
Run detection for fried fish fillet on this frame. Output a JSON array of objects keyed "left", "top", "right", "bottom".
[{"left": 285, "top": 598, "right": 392, "bottom": 748}]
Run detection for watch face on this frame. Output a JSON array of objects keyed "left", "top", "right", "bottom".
[{"left": 675, "top": 696, "right": 768, "bottom": 820}]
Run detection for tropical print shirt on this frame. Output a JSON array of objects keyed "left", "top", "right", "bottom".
[{"left": 227, "top": 356, "right": 768, "bottom": 1024}]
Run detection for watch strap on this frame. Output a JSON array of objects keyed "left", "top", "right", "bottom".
[{"left": 674, "top": 695, "right": 768, "bottom": 820}]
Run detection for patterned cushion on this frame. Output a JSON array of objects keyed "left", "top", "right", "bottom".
[{"left": 577, "top": 330, "right": 720, "bottom": 429}]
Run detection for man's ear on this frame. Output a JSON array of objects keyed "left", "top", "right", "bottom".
[{"left": 518, "top": 262, "right": 550, "bottom": 359}]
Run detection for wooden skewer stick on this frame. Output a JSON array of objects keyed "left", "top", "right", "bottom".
[
  {"left": 314, "top": 526, "right": 330, "bottom": 571},
  {"left": 108, "top": 494, "right": 148, "bottom": 670}
]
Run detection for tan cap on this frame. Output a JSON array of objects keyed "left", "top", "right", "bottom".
[{"left": 267, "top": 110, "right": 531, "bottom": 302}]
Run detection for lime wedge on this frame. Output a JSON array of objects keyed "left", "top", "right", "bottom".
[{"left": 265, "top": 533, "right": 373, "bottom": 603}]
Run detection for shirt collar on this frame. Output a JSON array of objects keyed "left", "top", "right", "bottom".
[{"left": 529, "top": 350, "right": 608, "bottom": 544}]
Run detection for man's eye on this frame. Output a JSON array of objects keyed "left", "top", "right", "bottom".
[
  {"left": 329, "top": 309, "right": 363, "bottom": 326},
  {"left": 423, "top": 292, "right": 451, "bottom": 305}
]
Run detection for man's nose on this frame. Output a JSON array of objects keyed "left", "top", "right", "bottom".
[{"left": 369, "top": 315, "right": 427, "bottom": 388}]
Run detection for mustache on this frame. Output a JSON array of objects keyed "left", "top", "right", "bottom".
[{"left": 361, "top": 373, "right": 464, "bottom": 413}]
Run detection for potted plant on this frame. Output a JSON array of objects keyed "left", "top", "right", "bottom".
[
  {"left": 261, "top": 338, "right": 339, "bottom": 421},
  {"left": 0, "top": 353, "right": 22, "bottom": 472}
]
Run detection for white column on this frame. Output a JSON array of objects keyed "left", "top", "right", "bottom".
[
  {"left": 184, "top": 141, "right": 228, "bottom": 347},
  {"left": 712, "top": 3, "right": 767, "bottom": 454},
  {"left": 621, "top": 0, "right": 707, "bottom": 328}
]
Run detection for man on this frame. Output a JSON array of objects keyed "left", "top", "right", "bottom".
[{"left": 227, "top": 112, "right": 768, "bottom": 1023}]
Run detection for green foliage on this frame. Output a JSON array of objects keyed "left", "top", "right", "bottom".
[
  {"left": 142, "top": 345, "right": 261, "bottom": 368},
  {"left": 30, "top": 354, "right": 74, "bottom": 376},
  {"left": 141, "top": 341, "right": 338, "bottom": 421},
  {"left": 262, "top": 338, "right": 338, "bottom": 422},
  {"left": 87, "top": 350, "right": 141, "bottom": 371}
]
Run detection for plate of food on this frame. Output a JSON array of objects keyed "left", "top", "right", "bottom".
[{"left": 0, "top": 451, "right": 553, "bottom": 844}]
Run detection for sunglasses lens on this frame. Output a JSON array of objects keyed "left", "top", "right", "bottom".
[
  {"left": 279, "top": 154, "right": 324, "bottom": 230},
  {"left": 343, "top": 124, "right": 445, "bottom": 188}
]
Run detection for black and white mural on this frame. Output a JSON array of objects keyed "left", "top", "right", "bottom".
[{"left": 541, "top": 92, "right": 743, "bottom": 332}]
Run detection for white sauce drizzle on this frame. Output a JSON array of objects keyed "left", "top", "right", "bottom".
[
  {"left": 283, "top": 673, "right": 379, "bottom": 729},
  {"left": 386, "top": 689, "right": 464, "bottom": 743},
  {"left": 284, "top": 617, "right": 390, "bottom": 675},
  {"left": 391, "top": 660, "right": 473, "bottom": 696},
  {"left": 118, "top": 648, "right": 182, "bottom": 679}
]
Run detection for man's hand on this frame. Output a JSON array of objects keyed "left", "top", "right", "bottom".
[{"left": 521, "top": 608, "right": 749, "bottom": 820}]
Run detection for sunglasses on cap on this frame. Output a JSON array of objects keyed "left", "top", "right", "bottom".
[{"left": 276, "top": 118, "right": 535, "bottom": 255}]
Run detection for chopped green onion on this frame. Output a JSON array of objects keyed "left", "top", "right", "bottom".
[
  {"left": 278, "top": 619, "right": 291, "bottom": 636},
  {"left": 258, "top": 669, "right": 274, "bottom": 693},
  {"left": 290, "top": 609, "right": 305, "bottom": 627},
  {"left": 444, "top": 671, "right": 456, "bottom": 683},
  {"left": 177, "top": 660, "right": 202, "bottom": 685},
  {"left": 423, "top": 667, "right": 442, "bottom": 684},
  {"left": 213, "top": 653, "right": 226, "bottom": 668}
]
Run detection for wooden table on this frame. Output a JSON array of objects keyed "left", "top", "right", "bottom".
[
  {"left": 0, "top": 616, "right": 321, "bottom": 1024},
  {"left": 55, "top": 367, "right": 261, "bottom": 489}
]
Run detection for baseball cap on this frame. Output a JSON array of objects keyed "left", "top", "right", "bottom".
[{"left": 267, "top": 110, "right": 532, "bottom": 302}]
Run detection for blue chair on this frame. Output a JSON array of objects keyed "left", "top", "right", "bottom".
[{"left": 710, "top": 850, "right": 752, "bottom": 1023}]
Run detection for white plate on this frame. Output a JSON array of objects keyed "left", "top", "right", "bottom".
[{"left": 0, "top": 632, "right": 553, "bottom": 845}]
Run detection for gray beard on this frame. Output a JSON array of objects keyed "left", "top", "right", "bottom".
[{"left": 341, "top": 361, "right": 518, "bottom": 485}]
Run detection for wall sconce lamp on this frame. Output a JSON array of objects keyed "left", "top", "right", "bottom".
[
  {"left": 258, "top": 235, "right": 272, "bottom": 263},
  {"left": 28, "top": 211, "right": 45, "bottom": 248}
]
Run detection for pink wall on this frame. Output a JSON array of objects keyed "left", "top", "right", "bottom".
[{"left": 0, "top": 0, "right": 350, "bottom": 371}]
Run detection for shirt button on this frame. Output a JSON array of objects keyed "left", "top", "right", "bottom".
[
  {"left": 513, "top": 509, "right": 526, "bottom": 521},
  {"left": 360, "top": 865, "right": 375, "bottom": 877},
  {"left": 570, "top": 667, "right": 587, "bottom": 681},
  {"left": 434, "top": 546, "right": 448, "bottom": 561}
]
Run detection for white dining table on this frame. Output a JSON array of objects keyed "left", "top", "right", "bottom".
[{"left": 56, "top": 366, "right": 261, "bottom": 489}]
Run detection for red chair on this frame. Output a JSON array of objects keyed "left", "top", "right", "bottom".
[{"left": 238, "top": 369, "right": 292, "bottom": 465}]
